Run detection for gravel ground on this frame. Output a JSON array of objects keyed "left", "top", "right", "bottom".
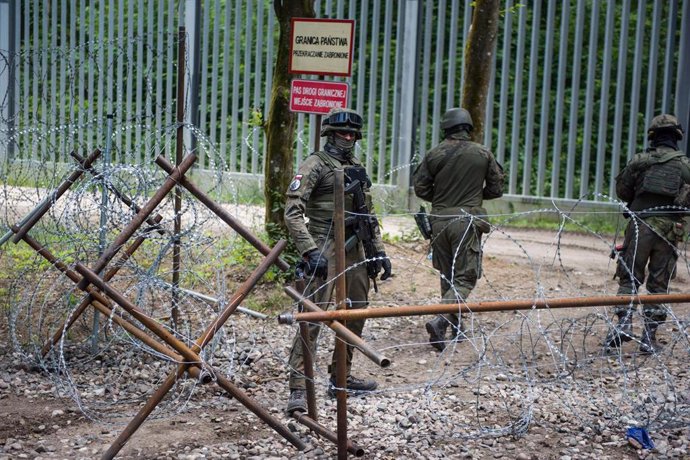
[{"left": 1, "top": 221, "right": 689, "bottom": 459}]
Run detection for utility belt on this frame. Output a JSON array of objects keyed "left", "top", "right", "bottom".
[{"left": 431, "top": 206, "right": 491, "bottom": 234}]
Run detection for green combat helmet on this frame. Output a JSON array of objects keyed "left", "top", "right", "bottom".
[
  {"left": 648, "top": 113, "right": 684, "bottom": 140},
  {"left": 440, "top": 107, "right": 473, "bottom": 131},
  {"left": 320, "top": 107, "right": 363, "bottom": 139}
]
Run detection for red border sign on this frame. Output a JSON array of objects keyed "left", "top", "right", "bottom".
[
  {"left": 289, "top": 18, "right": 355, "bottom": 77},
  {"left": 289, "top": 79, "right": 350, "bottom": 114}
]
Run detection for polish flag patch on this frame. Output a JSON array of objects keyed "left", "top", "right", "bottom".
[{"left": 289, "top": 174, "right": 303, "bottom": 191}]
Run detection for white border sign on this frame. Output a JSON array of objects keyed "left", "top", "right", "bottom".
[{"left": 289, "top": 18, "right": 355, "bottom": 76}]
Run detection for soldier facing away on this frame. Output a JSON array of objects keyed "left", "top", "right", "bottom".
[
  {"left": 413, "top": 108, "right": 505, "bottom": 351},
  {"left": 283, "top": 107, "right": 392, "bottom": 414},
  {"left": 604, "top": 113, "right": 690, "bottom": 353}
]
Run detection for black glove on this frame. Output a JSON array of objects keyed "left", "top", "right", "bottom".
[
  {"left": 376, "top": 251, "right": 392, "bottom": 280},
  {"left": 304, "top": 250, "right": 328, "bottom": 279}
]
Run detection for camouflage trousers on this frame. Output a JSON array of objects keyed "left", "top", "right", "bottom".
[
  {"left": 614, "top": 216, "right": 682, "bottom": 321},
  {"left": 288, "top": 236, "right": 370, "bottom": 391},
  {"left": 430, "top": 216, "right": 482, "bottom": 326}
]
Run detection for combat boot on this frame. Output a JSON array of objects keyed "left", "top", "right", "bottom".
[
  {"left": 426, "top": 316, "right": 449, "bottom": 351},
  {"left": 639, "top": 320, "right": 662, "bottom": 354},
  {"left": 327, "top": 375, "right": 378, "bottom": 398},
  {"left": 603, "top": 311, "right": 633, "bottom": 348},
  {"left": 286, "top": 389, "right": 307, "bottom": 414}
]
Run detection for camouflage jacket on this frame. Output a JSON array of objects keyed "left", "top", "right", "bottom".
[
  {"left": 284, "top": 150, "right": 385, "bottom": 257},
  {"left": 616, "top": 145, "right": 690, "bottom": 219},
  {"left": 413, "top": 131, "right": 504, "bottom": 215}
]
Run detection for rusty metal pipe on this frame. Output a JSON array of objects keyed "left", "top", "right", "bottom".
[
  {"left": 10, "top": 149, "right": 102, "bottom": 244},
  {"left": 280, "top": 292, "right": 690, "bottom": 323},
  {"left": 75, "top": 262, "right": 207, "bottom": 366},
  {"left": 15, "top": 228, "right": 210, "bottom": 382},
  {"left": 155, "top": 155, "right": 290, "bottom": 272},
  {"left": 292, "top": 412, "right": 364, "bottom": 457},
  {"left": 294, "top": 278, "right": 318, "bottom": 420},
  {"left": 78, "top": 152, "right": 197, "bottom": 289},
  {"left": 88, "top": 299, "right": 210, "bottom": 383},
  {"left": 212, "top": 371, "right": 306, "bottom": 451},
  {"left": 103, "top": 241, "right": 305, "bottom": 458},
  {"left": 284, "top": 285, "right": 391, "bottom": 368},
  {"left": 171, "top": 27, "right": 186, "bottom": 329},
  {"left": 333, "top": 169, "right": 348, "bottom": 460},
  {"left": 39, "top": 217, "right": 163, "bottom": 357},
  {"left": 194, "top": 239, "right": 286, "bottom": 350}
]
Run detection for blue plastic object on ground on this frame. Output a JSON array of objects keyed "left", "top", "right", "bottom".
[{"left": 626, "top": 427, "right": 655, "bottom": 450}]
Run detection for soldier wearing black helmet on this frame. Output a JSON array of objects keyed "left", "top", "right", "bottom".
[
  {"left": 413, "top": 108, "right": 505, "bottom": 351},
  {"left": 284, "top": 107, "right": 392, "bottom": 414},
  {"left": 604, "top": 113, "right": 690, "bottom": 354}
]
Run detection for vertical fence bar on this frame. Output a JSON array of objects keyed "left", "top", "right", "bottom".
[
  {"left": 536, "top": 0, "right": 555, "bottom": 196},
  {"left": 564, "top": 0, "right": 586, "bottom": 199},
  {"left": 208, "top": 1, "right": 221, "bottom": 169},
  {"left": 445, "top": 0, "right": 459, "bottom": 109},
  {"left": 551, "top": 1, "right": 569, "bottom": 198},
  {"left": 677, "top": 0, "right": 690, "bottom": 155},
  {"left": 377, "top": 0, "right": 394, "bottom": 182},
  {"left": 508, "top": 4, "right": 526, "bottom": 195},
  {"left": 416, "top": 0, "right": 432, "bottom": 165},
  {"left": 660, "top": 1, "right": 678, "bottom": 113},
  {"left": 496, "top": 0, "right": 513, "bottom": 166},
  {"left": 594, "top": 0, "right": 614, "bottom": 198},
  {"left": 431, "top": 0, "right": 447, "bottom": 148},
  {"left": 230, "top": 0, "right": 241, "bottom": 172},
  {"left": 610, "top": 4, "right": 631, "bottom": 196},
  {"left": 578, "top": 0, "right": 600, "bottom": 199},
  {"left": 397, "top": 1, "right": 419, "bottom": 190},
  {"left": 644, "top": 1, "right": 662, "bottom": 124},
  {"left": 366, "top": 0, "right": 380, "bottom": 178},
  {"left": 219, "top": 1, "right": 232, "bottom": 165},
  {"left": 626, "top": 1, "right": 646, "bottom": 161},
  {"left": 522, "top": 1, "right": 541, "bottom": 196}
]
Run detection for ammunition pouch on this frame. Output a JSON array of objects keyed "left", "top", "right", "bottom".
[{"left": 674, "top": 184, "right": 690, "bottom": 209}]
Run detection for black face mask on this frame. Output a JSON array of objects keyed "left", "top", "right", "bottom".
[{"left": 651, "top": 131, "right": 680, "bottom": 150}]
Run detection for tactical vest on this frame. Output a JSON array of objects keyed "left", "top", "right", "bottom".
[
  {"left": 637, "top": 150, "right": 685, "bottom": 198},
  {"left": 305, "top": 151, "right": 360, "bottom": 234}
]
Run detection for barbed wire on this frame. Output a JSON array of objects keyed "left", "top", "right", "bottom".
[{"left": 1, "top": 39, "right": 688, "bottom": 456}]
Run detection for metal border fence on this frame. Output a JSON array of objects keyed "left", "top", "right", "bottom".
[{"left": 1, "top": 0, "right": 689, "bottom": 205}]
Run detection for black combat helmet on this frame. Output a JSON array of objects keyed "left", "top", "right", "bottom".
[
  {"left": 320, "top": 107, "right": 363, "bottom": 139},
  {"left": 440, "top": 107, "right": 473, "bottom": 131},
  {"left": 647, "top": 114, "right": 684, "bottom": 140}
]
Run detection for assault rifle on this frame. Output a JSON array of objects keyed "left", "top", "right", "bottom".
[{"left": 344, "top": 169, "right": 381, "bottom": 292}]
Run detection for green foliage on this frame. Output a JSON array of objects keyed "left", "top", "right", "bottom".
[{"left": 500, "top": 211, "right": 618, "bottom": 236}]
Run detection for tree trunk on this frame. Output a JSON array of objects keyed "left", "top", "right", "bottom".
[
  {"left": 264, "top": 0, "right": 315, "bottom": 242},
  {"left": 462, "top": 0, "right": 499, "bottom": 143}
]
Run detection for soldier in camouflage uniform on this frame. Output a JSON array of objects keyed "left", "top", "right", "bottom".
[
  {"left": 413, "top": 108, "right": 504, "bottom": 351},
  {"left": 284, "top": 108, "right": 392, "bottom": 414},
  {"left": 605, "top": 114, "right": 689, "bottom": 354}
]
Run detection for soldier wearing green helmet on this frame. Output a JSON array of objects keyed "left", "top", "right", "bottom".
[
  {"left": 605, "top": 113, "right": 690, "bottom": 354},
  {"left": 413, "top": 107, "right": 505, "bottom": 352},
  {"left": 283, "top": 107, "right": 392, "bottom": 414}
]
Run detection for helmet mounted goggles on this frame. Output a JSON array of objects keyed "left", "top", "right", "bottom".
[{"left": 324, "top": 110, "right": 363, "bottom": 129}]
